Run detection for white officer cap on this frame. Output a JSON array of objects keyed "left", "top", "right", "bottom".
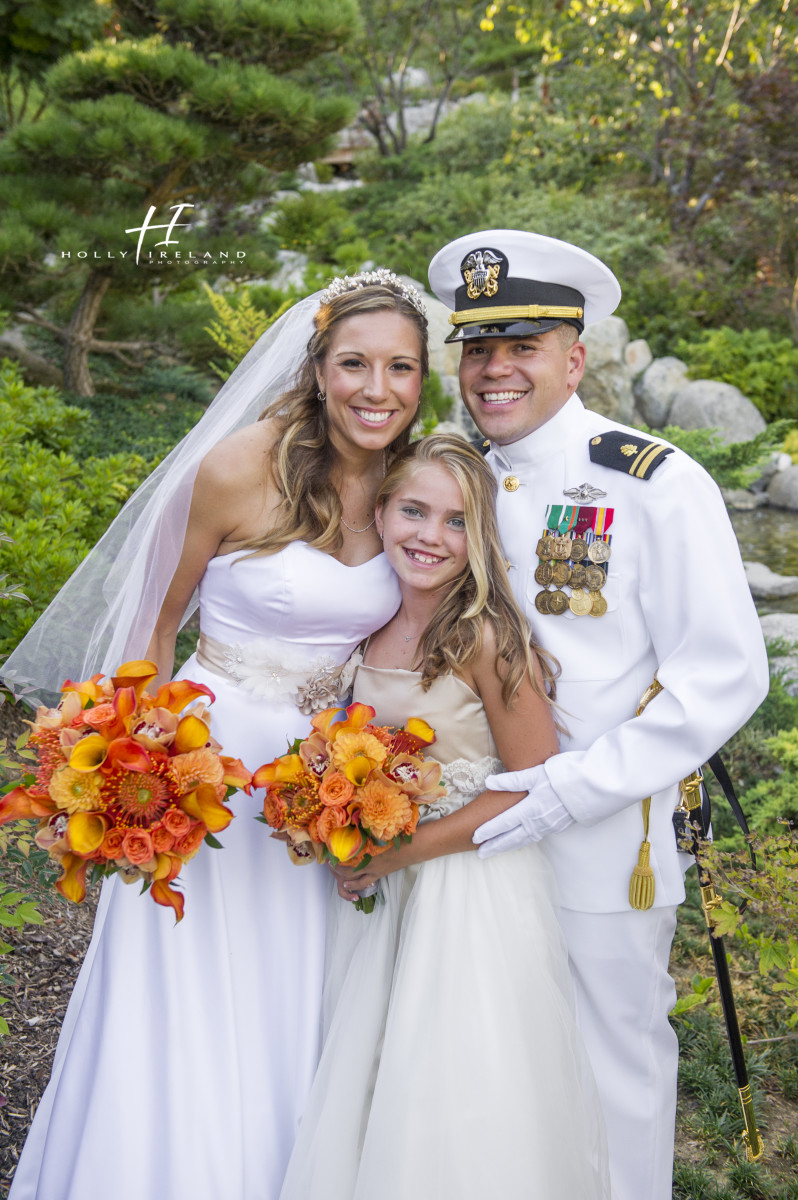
[{"left": 428, "top": 229, "right": 621, "bottom": 342}]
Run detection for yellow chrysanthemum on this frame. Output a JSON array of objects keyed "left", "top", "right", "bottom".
[
  {"left": 49, "top": 766, "right": 103, "bottom": 814},
  {"left": 331, "top": 731, "right": 388, "bottom": 772}
]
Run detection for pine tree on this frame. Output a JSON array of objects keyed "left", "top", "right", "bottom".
[{"left": 0, "top": 0, "right": 359, "bottom": 394}]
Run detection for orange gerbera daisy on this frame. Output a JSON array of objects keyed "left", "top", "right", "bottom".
[{"left": 358, "top": 777, "right": 412, "bottom": 842}]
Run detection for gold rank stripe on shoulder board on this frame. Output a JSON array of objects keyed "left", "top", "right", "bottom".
[{"left": 589, "top": 431, "right": 674, "bottom": 480}]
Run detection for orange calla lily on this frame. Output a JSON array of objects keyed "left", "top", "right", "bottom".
[
  {"left": 0, "top": 786, "right": 38, "bottom": 824},
  {"left": 111, "top": 660, "right": 159, "bottom": 698},
  {"left": 104, "top": 736, "right": 152, "bottom": 773},
  {"left": 151, "top": 877, "right": 185, "bottom": 922},
  {"left": 113, "top": 685, "right": 139, "bottom": 726},
  {"left": 67, "top": 811, "right": 108, "bottom": 856},
  {"left": 69, "top": 733, "right": 109, "bottom": 772},
  {"left": 56, "top": 852, "right": 89, "bottom": 903},
  {"left": 326, "top": 824, "right": 364, "bottom": 863},
  {"left": 341, "top": 755, "right": 374, "bottom": 787},
  {"left": 328, "top": 703, "right": 377, "bottom": 740},
  {"left": 174, "top": 714, "right": 211, "bottom": 754},
  {"left": 252, "top": 754, "right": 306, "bottom": 789},
  {"left": 219, "top": 756, "right": 253, "bottom": 793},
  {"left": 151, "top": 679, "right": 216, "bottom": 714},
  {"left": 61, "top": 674, "right": 105, "bottom": 705},
  {"left": 310, "top": 706, "right": 346, "bottom": 737},
  {"left": 180, "top": 783, "right": 233, "bottom": 833}
]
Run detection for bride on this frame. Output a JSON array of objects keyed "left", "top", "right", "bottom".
[
  {"left": 2, "top": 272, "right": 427, "bottom": 1200},
  {"left": 279, "top": 435, "right": 609, "bottom": 1200}
]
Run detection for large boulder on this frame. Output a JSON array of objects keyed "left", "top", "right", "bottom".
[
  {"left": 767, "top": 464, "right": 798, "bottom": 511},
  {"left": 624, "top": 339, "right": 653, "bottom": 379},
  {"left": 744, "top": 561, "right": 798, "bottom": 599},
  {"left": 668, "top": 379, "right": 766, "bottom": 444},
  {"left": 579, "top": 316, "right": 635, "bottom": 423},
  {"left": 634, "top": 357, "right": 689, "bottom": 428}
]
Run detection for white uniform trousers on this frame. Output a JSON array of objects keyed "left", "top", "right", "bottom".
[{"left": 557, "top": 907, "right": 679, "bottom": 1200}]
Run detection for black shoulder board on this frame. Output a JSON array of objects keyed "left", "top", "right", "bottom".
[{"left": 588, "top": 431, "right": 674, "bottom": 480}]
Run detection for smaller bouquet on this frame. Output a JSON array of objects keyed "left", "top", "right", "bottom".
[
  {"left": 255, "top": 702, "right": 445, "bottom": 912},
  {"left": 0, "top": 660, "right": 252, "bottom": 921}
]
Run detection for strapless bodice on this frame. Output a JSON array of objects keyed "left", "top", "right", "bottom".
[{"left": 198, "top": 542, "right": 400, "bottom": 655}]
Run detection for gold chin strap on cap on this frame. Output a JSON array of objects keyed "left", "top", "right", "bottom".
[
  {"left": 449, "top": 303, "right": 584, "bottom": 326},
  {"left": 628, "top": 675, "right": 664, "bottom": 911}
]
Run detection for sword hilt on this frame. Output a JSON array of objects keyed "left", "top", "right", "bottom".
[{"left": 739, "top": 1083, "right": 764, "bottom": 1161}]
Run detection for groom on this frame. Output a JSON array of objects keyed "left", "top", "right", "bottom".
[{"left": 428, "top": 230, "right": 769, "bottom": 1200}]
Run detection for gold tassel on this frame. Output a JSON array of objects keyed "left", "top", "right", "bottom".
[{"left": 629, "top": 796, "right": 655, "bottom": 910}]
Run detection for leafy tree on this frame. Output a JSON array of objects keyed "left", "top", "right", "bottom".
[
  {"left": 0, "top": 0, "right": 106, "bottom": 130},
  {"left": 0, "top": 0, "right": 358, "bottom": 395},
  {"left": 484, "top": 0, "right": 798, "bottom": 231}
]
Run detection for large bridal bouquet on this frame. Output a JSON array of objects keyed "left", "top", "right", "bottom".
[
  {"left": 256, "top": 702, "right": 445, "bottom": 912},
  {"left": 0, "top": 660, "right": 252, "bottom": 921}
]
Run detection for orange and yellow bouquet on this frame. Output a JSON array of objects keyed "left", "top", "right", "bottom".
[
  {"left": 0, "top": 660, "right": 252, "bottom": 921},
  {"left": 255, "top": 702, "right": 445, "bottom": 911}
]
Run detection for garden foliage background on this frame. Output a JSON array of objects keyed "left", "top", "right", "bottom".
[{"left": 1, "top": 2, "right": 798, "bottom": 1196}]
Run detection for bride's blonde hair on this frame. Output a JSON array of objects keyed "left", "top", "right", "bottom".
[
  {"left": 376, "top": 434, "right": 559, "bottom": 708},
  {"left": 243, "top": 283, "right": 428, "bottom": 558}
]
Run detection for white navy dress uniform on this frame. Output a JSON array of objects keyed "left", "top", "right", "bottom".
[{"left": 428, "top": 230, "right": 770, "bottom": 1200}]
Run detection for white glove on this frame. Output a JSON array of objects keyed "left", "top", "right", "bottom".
[{"left": 473, "top": 766, "right": 574, "bottom": 858}]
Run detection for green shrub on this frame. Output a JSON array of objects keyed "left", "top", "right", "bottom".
[
  {"left": 644, "top": 421, "right": 794, "bottom": 491},
  {"left": 675, "top": 327, "right": 798, "bottom": 423},
  {"left": 0, "top": 361, "right": 151, "bottom": 658}
]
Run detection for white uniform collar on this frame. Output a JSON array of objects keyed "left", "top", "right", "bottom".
[{"left": 490, "top": 393, "right": 585, "bottom": 470}]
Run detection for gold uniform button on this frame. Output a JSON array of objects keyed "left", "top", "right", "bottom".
[{"left": 503, "top": 475, "right": 520, "bottom": 492}]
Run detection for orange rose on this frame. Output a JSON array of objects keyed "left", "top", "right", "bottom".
[
  {"left": 122, "top": 828, "right": 155, "bottom": 865},
  {"left": 100, "top": 828, "right": 126, "bottom": 859},
  {"left": 151, "top": 825, "right": 176, "bottom": 853},
  {"left": 175, "top": 823, "right": 206, "bottom": 860},
  {"left": 318, "top": 772, "right": 355, "bottom": 808},
  {"left": 263, "top": 793, "right": 288, "bottom": 829},
  {"left": 162, "top": 808, "right": 192, "bottom": 838},
  {"left": 316, "top": 805, "right": 348, "bottom": 843},
  {"left": 358, "top": 777, "right": 411, "bottom": 842}
]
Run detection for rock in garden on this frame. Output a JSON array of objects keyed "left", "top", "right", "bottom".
[
  {"left": 767, "top": 464, "right": 798, "bottom": 511},
  {"left": 424, "top": 292, "right": 463, "bottom": 378},
  {"left": 668, "top": 380, "right": 766, "bottom": 444},
  {"left": 744, "top": 561, "right": 798, "bottom": 599},
  {"left": 633, "top": 356, "right": 689, "bottom": 428},
  {"left": 579, "top": 316, "right": 635, "bottom": 423},
  {"left": 624, "top": 339, "right": 653, "bottom": 379},
  {"left": 760, "top": 612, "right": 798, "bottom": 647},
  {"left": 723, "top": 489, "right": 769, "bottom": 510}
]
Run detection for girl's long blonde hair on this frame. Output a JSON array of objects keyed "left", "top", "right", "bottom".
[
  {"left": 242, "top": 283, "right": 428, "bottom": 558},
  {"left": 377, "top": 435, "right": 559, "bottom": 709}
]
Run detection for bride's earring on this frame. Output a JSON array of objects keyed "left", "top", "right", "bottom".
[{"left": 317, "top": 390, "right": 326, "bottom": 402}]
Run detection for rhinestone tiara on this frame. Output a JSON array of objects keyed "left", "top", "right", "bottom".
[{"left": 319, "top": 268, "right": 427, "bottom": 316}]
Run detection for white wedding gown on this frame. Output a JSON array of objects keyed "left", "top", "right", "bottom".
[
  {"left": 10, "top": 543, "right": 401, "bottom": 1200},
  {"left": 280, "top": 661, "right": 609, "bottom": 1200}
]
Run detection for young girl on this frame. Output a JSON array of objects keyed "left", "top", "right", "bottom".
[{"left": 279, "top": 434, "right": 609, "bottom": 1200}]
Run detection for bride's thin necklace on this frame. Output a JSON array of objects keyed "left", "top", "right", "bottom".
[{"left": 339, "top": 450, "right": 386, "bottom": 535}]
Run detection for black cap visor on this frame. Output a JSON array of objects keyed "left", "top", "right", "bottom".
[{"left": 444, "top": 316, "right": 583, "bottom": 344}]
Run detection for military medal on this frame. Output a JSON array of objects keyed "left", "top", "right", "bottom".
[
  {"left": 569, "top": 588, "right": 593, "bottom": 616},
  {"left": 587, "top": 539, "right": 611, "bottom": 563},
  {"left": 534, "top": 562, "right": 553, "bottom": 586},
  {"left": 569, "top": 563, "right": 587, "bottom": 588},
  {"left": 548, "top": 590, "right": 569, "bottom": 615},
  {"left": 570, "top": 537, "right": 588, "bottom": 561},
  {"left": 584, "top": 564, "right": 605, "bottom": 591},
  {"left": 550, "top": 561, "right": 572, "bottom": 587},
  {"left": 535, "top": 590, "right": 551, "bottom": 613},
  {"left": 551, "top": 535, "right": 573, "bottom": 560},
  {"left": 536, "top": 536, "right": 555, "bottom": 559},
  {"left": 589, "top": 592, "right": 608, "bottom": 616}
]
